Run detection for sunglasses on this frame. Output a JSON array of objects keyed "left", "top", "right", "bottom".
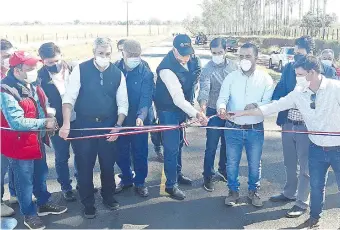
[{"left": 310, "top": 93, "right": 316, "bottom": 109}]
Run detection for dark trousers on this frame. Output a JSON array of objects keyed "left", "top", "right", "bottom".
[
  {"left": 72, "top": 117, "right": 117, "bottom": 208},
  {"left": 203, "top": 107, "right": 226, "bottom": 178},
  {"left": 116, "top": 133, "right": 149, "bottom": 186},
  {"left": 158, "top": 111, "right": 185, "bottom": 188},
  {"left": 148, "top": 105, "right": 162, "bottom": 152}
]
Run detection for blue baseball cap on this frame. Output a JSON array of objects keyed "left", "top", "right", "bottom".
[{"left": 173, "top": 34, "right": 194, "bottom": 56}]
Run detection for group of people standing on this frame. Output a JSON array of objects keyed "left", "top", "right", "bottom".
[{"left": 0, "top": 33, "right": 339, "bottom": 230}]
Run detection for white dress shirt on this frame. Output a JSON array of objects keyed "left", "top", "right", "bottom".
[
  {"left": 62, "top": 62, "right": 129, "bottom": 116},
  {"left": 217, "top": 68, "right": 274, "bottom": 125},
  {"left": 260, "top": 76, "right": 340, "bottom": 147},
  {"left": 159, "top": 69, "right": 198, "bottom": 118}
]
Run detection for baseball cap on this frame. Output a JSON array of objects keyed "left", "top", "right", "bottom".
[
  {"left": 9, "top": 51, "right": 41, "bottom": 67},
  {"left": 173, "top": 34, "right": 194, "bottom": 56}
]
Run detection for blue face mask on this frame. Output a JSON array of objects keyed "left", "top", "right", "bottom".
[{"left": 126, "top": 57, "right": 141, "bottom": 69}]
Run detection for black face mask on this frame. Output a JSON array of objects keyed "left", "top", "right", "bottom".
[
  {"left": 46, "top": 64, "right": 61, "bottom": 74},
  {"left": 294, "top": 54, "right": 305, "bottom": 62}
]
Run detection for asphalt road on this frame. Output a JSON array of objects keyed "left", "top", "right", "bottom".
[{"left": 2, "top": 39, "right": 340, "bottom": 229}]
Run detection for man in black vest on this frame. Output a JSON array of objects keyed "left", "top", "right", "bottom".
[
  {"left": 59, "top": 37, "right": 128, "bottom": 219},
  {"left": 154, "top": 34, "right": 208, "bottom": 200},
  {"left": 114, "top": 39, "right": 154, "bottom": 197}
]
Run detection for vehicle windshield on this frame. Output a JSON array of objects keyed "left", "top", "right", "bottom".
[{"left": 286, "top": 48, "right": 294, "bottom": 55}]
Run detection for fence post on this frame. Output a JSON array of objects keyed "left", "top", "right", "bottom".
[
  {"left": 26, "top": 34, "right": 28, "bottom": 43},
  {"left": 327, "top": 28, "right": 329, "bottom": 40}
]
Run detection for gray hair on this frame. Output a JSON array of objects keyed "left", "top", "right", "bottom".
[
  {"left": 123, "top": 39, "right": 142, "bottom": 56},
  {"left": 321, "top": 49, "right": 334, "bottom": 59},
  {"left": 93, "top": 37, "right": 112, "bottom": 51}
]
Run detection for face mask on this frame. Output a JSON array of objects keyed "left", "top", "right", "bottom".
[
  {"left": 95, "top": 56, "right": 110, "bottom": 68},
  {"left": 2, "top": 58, "right": 10, "bottom": 70},
  {"left": 24, "top": 69, "right": 38, "bottom": 84},
  {"left": 240, "top": 59, "right": 252, "bottom": 72},
  {"left": 212, "top": 55, "right": 224, "bottom": 65},
  {"left": 296, "top": 77, "right": 309, "bottom": 88},
  {"left": 46, "top": 62, "right": 62, "bottom": 74},
  {"left": 294, "top": 54, "right": 305, "bottom": 62},
  {"left": 126, "top": 57, "right": 141, "bottom": 69},
  {"left": 321, "top": 60, "right": 332, "bottom": 66}
]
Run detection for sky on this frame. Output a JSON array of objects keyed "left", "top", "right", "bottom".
[{"left": 0, "top": 0, "right": 339, "bottom": 23}]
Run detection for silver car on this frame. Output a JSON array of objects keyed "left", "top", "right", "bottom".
[{"left": 269, "top": 47, "right": 294, "bottom": 72}]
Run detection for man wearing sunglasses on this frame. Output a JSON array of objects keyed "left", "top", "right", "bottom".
[
  {"left": 230, "top": 55, "right": 340, "bottom": 228},
  {"left": 269, "top": 36, "right": 336, "bottom": 218}
]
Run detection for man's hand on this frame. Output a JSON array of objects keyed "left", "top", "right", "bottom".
[
  {"left": 200, "top": 104, "right": 207, "bottom": 114},
  {"left": 230, "top": 110, "right": 248, "bottom": 119},
  {"left": 244, "top": 103, "right": 258, "bottom": 110},
  {"left": 59, "top": 122, "right": 70, "bottom": 140},
  {"left": 218, "top": 108, "right": 230, "bottom": 120},
  {"left": 45, "top": 118, "right": 57, "bottom": 130},
  {"left": 136, "top": 118, "right": 144, "bottom": 127},
  {"left": 196, "top": 112, "right": 208, "bottom": 126},
  {"left": 107, "top": 129, "right": 119, "bottom": 142}
]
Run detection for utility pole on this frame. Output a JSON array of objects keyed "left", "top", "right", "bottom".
[{"left": 123, "top": 0, "right": 131, "bottom": 37}]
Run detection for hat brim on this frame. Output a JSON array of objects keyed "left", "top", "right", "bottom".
[
  {"left": 23, "top": 57, "right": 41, "bottom": 66},
  {"left": 178, "top": 47, "right": 194, "bottom": 56}
]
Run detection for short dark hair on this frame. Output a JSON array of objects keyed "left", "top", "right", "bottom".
[
  {"left": 1, "top": 39, "right": 13, "bottom": 51},
  {"left": 240, "top": 43, "right": 258, "bottom": 57},
  {"left": 117, "top": 39, "right": 127, "bottom": 48},
  {"left": 38, "top": 42, "right": 61, "bottom": 59},
  {"left": 293, "top": 54, "right": 321, "bottom": 73},
  {"left": 295, "top": 35, "right": 315, "bottom": 54},
  {"left": 210, "top": 37, "right": 227, "bottom": 50}
]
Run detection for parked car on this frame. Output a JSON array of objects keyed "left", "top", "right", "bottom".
[
  {"left": 269, "top": 46, "right": 294, "bottom": 72},
  {"left": 194, "top": 33, "right": 208, "bottom": 45},
  {"left": 224, "top": 38, "right": 238, "bottom": 52}
]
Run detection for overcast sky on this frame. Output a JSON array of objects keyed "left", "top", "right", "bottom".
[{"left": 0, "top": 0, "right": 339, "bottom": 23}]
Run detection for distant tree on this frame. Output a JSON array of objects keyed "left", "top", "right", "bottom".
[
  {"left": 74, "top": 19, "right": 80, "bottom": 25},
  {"left": 182, "top": 16, "right": 203, "bottom": 35}
]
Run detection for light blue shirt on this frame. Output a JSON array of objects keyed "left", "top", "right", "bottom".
[{"left": 216, "top": 68, "right": 275, "bottom": 125}]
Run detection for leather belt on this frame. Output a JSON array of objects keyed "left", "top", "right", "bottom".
[{"left": 228, "top": 121, "right": 262, "bottom": 130}]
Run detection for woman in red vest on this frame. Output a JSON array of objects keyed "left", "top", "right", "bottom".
[{"left": 1, "top": 51, "right": 67, "bottom": 230}]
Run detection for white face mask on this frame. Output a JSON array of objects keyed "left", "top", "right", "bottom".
[
  {"left": 2, "top": 58, "right": 10, "bottom": 70},
  {"left": 95, "top": 56, "right": 110, "bottom": 68},
  {"left": 321, "top": 60, "right": 332, "bottom": 66},
  {"left": 212, "top": 55, "right": 224, "bottom": 65},
  {"left": 24, "top": 69, "right": 38, "bottom": 84},
  {"left": 126, "top": 57, "right": 141, "bottom": 69},
  {"left": 240, "top": 59, "right": 252, "bottom": 72},
  {"left": 296, "top": 77, "right": 309, "bottom": 88}
]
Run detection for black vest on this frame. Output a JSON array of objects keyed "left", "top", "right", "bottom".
[
  {"left": 75, "top": 59, "right": 121, "bottom": 120},
  {"left": 154, "top": 51, "right": 199, "bottom": 113}
]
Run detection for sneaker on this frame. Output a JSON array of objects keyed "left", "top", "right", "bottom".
[
  {"left": 103, "top": 197, "right": 120, "bottom": 210},
  {"left": 225, "top": 190, "right": 240, "bottom": 206},
  {"left": 178, "top": 175, "right": 192, "bottom": 185},
  {"left": 135, "top": 186, "right": 149, "bottom": 197},
  {"left": 37, "top": 203, "right": 67, "bottom": 216},
  {"left": 248, "top": 190, "right": 263, "bottom": 207},
  {"left": 24, "top": 215, "right": 45, "bottom": 230},
  {"left": 63, "top": 191, "right": 76, "bottom": 202},
  {"left": 9, "top": 196, "right": 18, "bottom": 204},
  {"left": 203, "top": 177, "right": 214, "bottom": 192},
  {"left": 84, "top": 206, "right": 96, "bottom": 219},
  {"left": 286, "top": 205, "right": 307, "bottom": 218},
  {"left": 165, "top": 187, "right": 186, "bottom": 200},
  {"left": 269, "top": 193, "right": 296, "bottom": 202},
  {"left": 1, "top": 201, "right": 15, "bottom": 217},
  {"left": 216, "top": 170, "right": 227, "bottom": 182},
  {"left": 297, "top": 217, "right": 320, "bottom": 229}
]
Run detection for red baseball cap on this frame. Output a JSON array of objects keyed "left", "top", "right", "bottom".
[{"left": 9, "top": 51, "right": 41, "bottom": 67}]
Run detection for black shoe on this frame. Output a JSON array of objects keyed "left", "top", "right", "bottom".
[
  {"left": 286, "top": 205, "right": 307, "bottom": 218},
  {"left": 165, "top": 187, "right": 186, "bottom": 200},
  {"left": 135, "top": 186, "right": 149, "bottom": 197},
  {"left": 24, "top": 215, "right": 46, "bottom": 230},
  {"left": 203, "top": 177, "right": 214, "bottom": 192},
  {"left": 63, "top": 191, "right": 77, "bottom": 202},
  {"left": 115, "top": 181, "right": 133, "bottom": 194},
  {"left": 269, "top": 193, "right": 296, "bottom": 202},
  {"left": 103, "top": 197, "right": 120, "bottom": 210},
  {"left": 37, "top": 203, "right": 67, "bottom": 217},
  {"left": 296, "top": 217, "right": 320, "bottom": 229},
  {"left": 216, "top": 170, "right": 227, "bottom": 182},
  {"left": 178, "top": 175, "right": 192, "bottom": 185},
  {"left": 84, "top": 206, "right": 96, "bottom": 219}
]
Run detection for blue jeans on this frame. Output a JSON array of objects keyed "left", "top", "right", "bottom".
[
  {"left": 309, "top": 143, "right": 340, "bottom": 220},
  {"left": 50, "top": 133, "right": 77, "bottom": 193},
  {"left": 116, "top": 133, "right": 149, "bottom": 186},
  {"left": 203, "top": 107, "right": 226, "bottom": 178},
  {"left": 1, "top": 154, "right": 16, "bottom": 199},
  {"left": 8, "top": 145, "right": 51, "bottom": 216},
  {"left": 158, "top": 111, "right": 185, "bottom": 188},
  {"left": 224, "top": 121, "right": 264, "bottom": 192}
]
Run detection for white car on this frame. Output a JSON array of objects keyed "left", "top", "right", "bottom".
[{"left": 269, "top": 47, "right": 294, "bottom": 72}]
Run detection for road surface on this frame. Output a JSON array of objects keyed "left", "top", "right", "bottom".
[{"left": 2, "top": 39, "right": 339, "bottom": 229}]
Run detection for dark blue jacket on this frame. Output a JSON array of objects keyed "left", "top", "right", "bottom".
[
  {"left": 272, "top": 62, "right": 336, "bottom": 126},
  {"left": 115, "top": 59, "right": 154, "bottom": 126}
]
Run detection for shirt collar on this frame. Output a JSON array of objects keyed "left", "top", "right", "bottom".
[{"left": 302, "top": 75, "right": 326, "bottom": 92}]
